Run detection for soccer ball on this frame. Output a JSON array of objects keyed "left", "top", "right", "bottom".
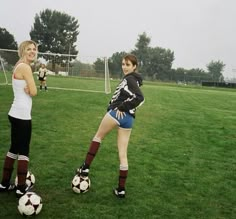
[
  {"left": 15, "top": 171, "right": 35, "bottom": 188},
  {"left": 71, "top": 174, "right": 91, "bottom": 193},
  {"left": 18, "top": 192, "right": 43, "bottom": 216}
]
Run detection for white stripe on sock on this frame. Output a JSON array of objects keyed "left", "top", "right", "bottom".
[
  {"left": 7, "top": 152, "right": 18, "bottom": 159},
  {"left": 18, "top": 155, "right": 29, "bottom": 162},
  {"left": 93, "top": 137, "right": 101, "bottom": 143},
  {"left": 120, "top": 165, "right": 128, "bottom": 171}
]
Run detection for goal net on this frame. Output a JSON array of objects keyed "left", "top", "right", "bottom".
[
  {"left": 0, "top": 49, "right": 15, "bottom": 85},
  {"left": 0, "top": 48, "right": 111, "bottom": 94}
]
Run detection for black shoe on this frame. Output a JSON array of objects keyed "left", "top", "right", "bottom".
[
  {"left": 0, "top": 183, "right": 16, "bottom": 192},
  {"left": 76, "top": 163, "right": 89, "bottom": 177},
  {"left": 16, "top": 184, "right": 32, "bottom": 198},
  {"left": 113, "top": 187, "right": 125, "bottom": 198}
]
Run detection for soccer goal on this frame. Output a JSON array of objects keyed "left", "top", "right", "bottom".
[
  {"left": 0, "top": 51, "right": 11, "bottom": 85},
  {"left": 0, "top": 48, "right": 111, "bottom": 94}
]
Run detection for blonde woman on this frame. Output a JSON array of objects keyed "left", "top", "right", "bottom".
[{"left": 0, "top": 40, "right": 37, "bottom": 198}]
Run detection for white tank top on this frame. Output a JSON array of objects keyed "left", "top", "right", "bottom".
[{"left": 8, "top": 63, "right": 32, "bottom": 120}]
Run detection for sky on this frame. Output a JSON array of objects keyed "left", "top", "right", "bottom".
[{"left": 0, "top": 0, "right": 235, "bottom": 78}]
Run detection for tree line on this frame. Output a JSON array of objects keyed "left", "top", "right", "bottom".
[{"left": 0, "top": 9, "right": 226, "bottom": 83}]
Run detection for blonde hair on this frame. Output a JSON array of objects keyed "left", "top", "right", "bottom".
[{"left": 18, "top": 40, "right": 38, "bottom": 58}]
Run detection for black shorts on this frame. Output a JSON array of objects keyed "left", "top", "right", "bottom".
[
  {"left": 39, "top": 77, "right": 45, "bottom": 81},
  {"left": 8, "top": 115, "right": 32, "bottom": 156}
]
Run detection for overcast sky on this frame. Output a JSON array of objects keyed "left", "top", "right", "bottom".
[{"left": 0, "top": 0, "right": 235, "bottom": 78}]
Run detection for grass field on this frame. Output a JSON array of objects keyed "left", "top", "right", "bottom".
[{"left": 0, "top": 75, "right": 236, "bottom": 218}]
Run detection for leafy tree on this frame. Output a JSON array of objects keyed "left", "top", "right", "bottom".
[
  {"left": 94, "top": 58, "right": 105, "bottom": 77},
  {"left": 132, "top": 32, "right": 151, "bottom": 69},
  {"left": 132, "top": 32, "right": 174, "bottom": 79},
  {"left": 30, "top": 9, "right": 79, "bottom": 72},
  {"left": 171, "top": 68, "right": 186, "bottom": 82},
  {"left": 206, "top": 60, "right": 225, "bottom": 82},
  {"left": 0, "top": 28, "right": 17, "bottom": 49},
  {"left": 187, "top": 68, "right": 211, "bottom": 83},
  {"left": 145, "top": 47, "right": 174, "bottom": 80},
  {"left": 71, "top": 60, "right": 95, "bottom": 77},
  {"left": 108, "top": 51, "right": 126, "bottom": 78},
  {"left": 0, "top": 27, "right": 18, "bottom": 65},
  {"left": 171, "top": 68, "right": 212, "bottom": 84}
]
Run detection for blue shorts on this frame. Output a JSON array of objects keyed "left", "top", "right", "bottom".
[{"left": 108, "top": 109, "right": 134, "bottom": 129}]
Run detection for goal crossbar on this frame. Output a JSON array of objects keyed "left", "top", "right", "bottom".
[{"left": 0, "top": 48, "right": 111, "bottom": 94}]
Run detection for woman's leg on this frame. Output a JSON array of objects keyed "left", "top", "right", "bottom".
[
  {"left": 114, "top": 128, "right": 132, "bottom": 197},
  {"left": 78, "top": 113, "right": 117, "bottom": 175},
  {"left": 39, "top": 80, "right": 42, "bottom": 90},
  {"left": 43, "top": 81, "right": 47, "bottom": 91},
  {"left": 117, "top": 128, "right": 131, "bottom": 185},
  {"left": 13, "top": 118, "right": 32, "bottom": 197},
  {"left": 0, "top": 116, "right": 18, "bottom": 187},
  {"left": 117, "top": 128, "right": 132, "bottom": 167}
]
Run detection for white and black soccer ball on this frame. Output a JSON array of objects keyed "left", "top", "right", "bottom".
[
  {"left": 71, "top": 174, "right": 91, "bottom": 193},
  {"left": 15, "top": 171, "right": 35, "bottom": 188},
  {"left": 18, "top": 192, "right": 43, "bottom": 216}
]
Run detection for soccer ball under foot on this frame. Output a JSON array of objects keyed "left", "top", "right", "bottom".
[
  {"left": 71, "top": 174, "right": 91, "bottom": 194},
  {"left": 15, "top": 171, "right": 35, "bottom": 188}
]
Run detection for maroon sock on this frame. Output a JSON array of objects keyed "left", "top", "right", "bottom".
[
  {"left": 17, "top": 156, "right": 29, "bottom": 186},
  {"left": 119, "top": 169, "right": 128, "bottom": 189},
  {"left": 84, "top": 140, "right": 100, "bottom": 166},
  {"left": 1, "top": 152, "right": 17, "bottom": 185}
]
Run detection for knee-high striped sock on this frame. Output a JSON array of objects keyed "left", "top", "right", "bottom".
[
  {"left": 17, "top": 155, "right": 29, "bottom": 186},
  {"left": 84, "top": 137, "right": 101, "bottom": 167},
  {"left": 1, "top": 152, "right": 17, "bottom": 185},
  {"left": 118, "top": 165, "right": 128, "bottom": 189}
]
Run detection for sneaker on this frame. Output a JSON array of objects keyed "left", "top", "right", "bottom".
[
  {"left": 113, "top": 187, "right": 125, "bottom": 198},
  {"left": 0, "top": 183, "right": 15, "bottom": 192},
  {"left": 76, "top": 163, "right": 89, "bottom": 177},
  {"left": 16, "top": 184, "right": 32, "bottom": 198}
]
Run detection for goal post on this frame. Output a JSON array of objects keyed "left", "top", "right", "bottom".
[
  {"left": 0, "top": 48, "right": 111, "bottom": 94},
  {"left": 0, "top": 55, "right": 8, "bottom": 85},
  {"left": 104, "top": 57, "right": 111, "bottom": 94}
]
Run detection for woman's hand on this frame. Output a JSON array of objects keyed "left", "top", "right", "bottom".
[
  {"left": 24, "top": 86, "right": 29, "bottom": 94},
  {"left": 115, "top": 109, "right": 126, "bottom": 120}
]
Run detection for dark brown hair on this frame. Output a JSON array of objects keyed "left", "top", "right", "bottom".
[{"left": 123, "top": 54, "right": 138, "bottom": 71}]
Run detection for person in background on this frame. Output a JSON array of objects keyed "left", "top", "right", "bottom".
[
  {"left": 0, "top": 40, "right": 38, "bottom": 198},
  {"left": 76, "top": 54, "right": 145, "bottom": 198},
  {"left": 38, "top": 63, "right": 48, "bottom": 91}
]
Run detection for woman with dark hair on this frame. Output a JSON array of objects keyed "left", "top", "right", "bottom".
[{"left": 76, "top": 54, "right": 145, "bottom": 198}]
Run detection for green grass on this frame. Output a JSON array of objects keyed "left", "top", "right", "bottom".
[{"left": 0, "top": 78, "right": 236, "bottom": 218}]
